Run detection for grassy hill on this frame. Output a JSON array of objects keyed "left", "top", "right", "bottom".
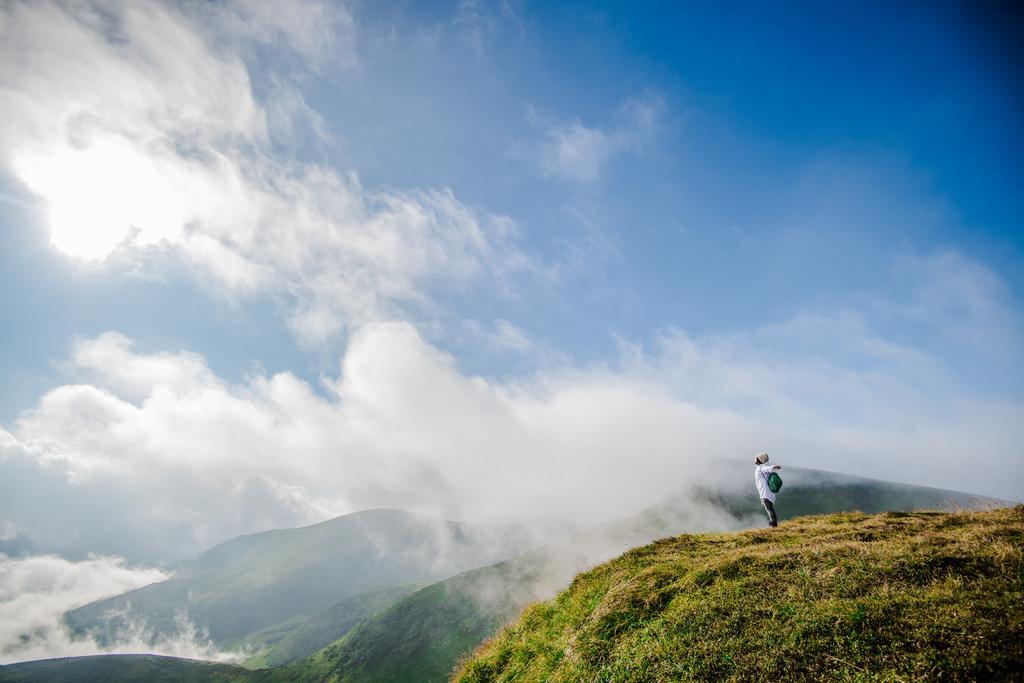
[
  {"left": 266, "top": 550, "right": 560, "bottom": 682},
  {"left": 0, "top": 655, "right": 254, "bottom": 682},
  {"left": 456, "top": 505, "right": 1024, "bottom": 682},
  {"left": 227, "top": 584, "right": 423, "bottom": 668},
  {"left": 6, "top": 471, "right": 1007, "bottom": 682},
  {"left": 276, "top": 470, "right": 997, "bottom": 682},
  {"left": 64, "top": 509, "right": 531, "bottom": 646}
]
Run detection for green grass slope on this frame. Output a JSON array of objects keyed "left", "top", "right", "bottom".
[
  {"left": 231, "top": 583, "right": 422, "bottom": 668},
  {"left": 281, "top": 472, "right": 998, "bottom": 683},
  {"left": 65, "top": 509, "right": 530, "bottom": 645},
  {"left": 456, "top": 506, "right": 1024, "bottom": 682},
  {"left": 9, "top": 473, "right": 1006, "bottom": 683},
  {"left": 0, "top": 654, "right": 254, "bottom": 683},
  {"left": 268, "top": 552, "right": 557, "bottom": 683}
]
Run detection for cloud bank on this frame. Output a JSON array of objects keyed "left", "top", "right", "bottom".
[
  {"left": 0, "top": 553, "right": 235, "bottom": 665},
  {"left": 3, "top": 251, "right": 1020, "bottom": 565}
]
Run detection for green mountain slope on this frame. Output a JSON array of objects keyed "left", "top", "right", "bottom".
[
  {"left": 456, "top": 506, "right": 1024, "bottom": 682},
  {"left": 268, "top": 551, "right": 556, "bottom": 682},
  {"left": 9, "top": 470, "right": 1006, "bottom": 682},
  {"left": 0, "top": 655, "right": 254, "bottom": 683},
  {"left": 65, "top": 509, "right": 531, "bottom": 645},
  {"left": 282, "top": 470, "right": 996, "bottom": 683},
  {"left": 229, "top": 584, "right": 423, "bottom": 668}
]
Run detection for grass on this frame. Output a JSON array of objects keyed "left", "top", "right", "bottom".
[
  {"left": 228, "top": 584, "right": 422, "bottom": 668},
  {"left": 266, "top": 576, "right": 515, "bottom": 682},
  {"left": 0, "top": 655, "right": 254, "bottom": 683},
  {"left": 455, "top": 506, "right": 1024, "bottom": 682},
  {"left": 270, "top": 476, "right": 997, "bottom": 683}
]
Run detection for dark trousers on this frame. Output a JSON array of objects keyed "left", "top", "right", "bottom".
[{"left": 762, "top": 498, "right": 778, "bottom": 527}]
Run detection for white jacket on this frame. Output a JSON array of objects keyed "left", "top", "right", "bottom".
[{"left": 755, "top": 464, "right": 779, "bottom": 502}]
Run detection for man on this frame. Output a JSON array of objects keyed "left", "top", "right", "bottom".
[{"left": 754, "top": 452, "right": 782, "bottom": 527}]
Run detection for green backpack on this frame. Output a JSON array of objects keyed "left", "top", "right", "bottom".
[{"left": 767, "top": 471, "right": 783, "bottom": 494}]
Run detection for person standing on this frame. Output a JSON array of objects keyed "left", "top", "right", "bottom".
[{"left": 754, "top": 452, "right": 782, "bottom": 527}]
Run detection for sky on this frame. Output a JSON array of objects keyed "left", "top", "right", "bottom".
[{"left": 0, "top": 0, "right": 1022, "bottom": 581}]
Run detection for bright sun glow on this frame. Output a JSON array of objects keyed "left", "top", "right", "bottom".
[{"left": 13, "top": 137, "right": 187, "bottom": 260}]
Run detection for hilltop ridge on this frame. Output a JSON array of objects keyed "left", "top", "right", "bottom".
[
  {"left": 457, "top": 506, "right": 1024, "bottom": 682},
  {"left": 277, "top": 470, "right": 1000, "bottom": 682}
]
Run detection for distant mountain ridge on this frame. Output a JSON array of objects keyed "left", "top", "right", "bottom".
[
  {"left": 264, "top": 466, "right": 1002, "bottom": 681},
  {"left": 3, "top": 466, "right": 1005, "bottom": 682},
  {"left": 226, "top": 583, "right": 423, "bottom": 668},
  {"left": 64, "top": 508, "right": 534, "bottom": 646}
]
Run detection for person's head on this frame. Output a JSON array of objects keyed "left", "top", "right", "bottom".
[{"left": 754, "top": 452, "right": 769, "bottom": 465}]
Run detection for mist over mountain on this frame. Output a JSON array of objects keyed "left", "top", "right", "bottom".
[
  {"left": 275, "top": 466, "right": 995, "bottom": 682},
  {"left": 64, "top": 509, "right": 534, "bottom": 647},
  {"left": 9, "top": 463, "right": 993, "bottom": 682}
]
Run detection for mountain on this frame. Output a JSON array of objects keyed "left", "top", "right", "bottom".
[
  {"left": 227, "top": 583, "right": 423, "bottom": 668},
  {"left": 266, "top": 551, "right": 559, "bottom": 682},
  {"left": 10, "top": 468, "right": 1005, "bottom": 682},
  {"left": 455, "top": 505, "right": 1024, "bottom": 681},
  {"left": 266, "top": 467, "right": 1000, "bottom": 682},
  {"left": 64, "top": 509, "right": 533, "bottom": 647},
  {"left": 0, "top": 655, "right": 254, "bottom": 682}
]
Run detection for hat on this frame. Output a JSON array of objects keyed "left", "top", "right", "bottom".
[{"left": 754, "top": 452, "right": 769, "bottom": 464}]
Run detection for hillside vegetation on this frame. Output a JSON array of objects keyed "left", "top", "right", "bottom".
[
  {"left": 0, "top": 655, "right": 253, "bottom": 683},
  {"left": 456, "top": 506, "right": 1024, "bottom": 682},
  {"left": 280, "top": 473, "right": 996, "bottom": 682},
  {"left": 65, "top": 509, "right": 531, "bottom": 646},
  {"left": 3, "top": 472, "right": 1008, "bottom": 683},
  {"left": 228, "top": 584, "right": 423, "bottom": 668}
]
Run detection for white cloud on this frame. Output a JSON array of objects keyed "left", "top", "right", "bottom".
[
  {"left": 527, "top": 94, "right": 663, "bottom": 182},
  {"left": 2, "top": 260, "right": 1020, "bottom": 567},
  {"left": 490, "top": 319, "right": 534, "bottom": 352},
  {"left": 190, "top": 0, "right": 357, "bottom": 70},
  {"left": 0, "top": 553, "right": 237, "bottom": 665},
  {"left": 0, "top": 0, "right": 525, "bottom": 344},
  {"left": 4, "top": 324, "right": 743, "bottom": 558},
  {"left": 66, "top": 332, "right": 218, "bottom": 405},
  {"left": 539, "top": 122, "right": 611, "bottom": 183},
  {"left": 454, "top": 0, "right": 523, "bottom": 58},
  {"left": 892, "top": 248, "right": 1023, "bottom": 357},
  {"left": 1, "top": 0, "right": 265, "bottom": 261}
]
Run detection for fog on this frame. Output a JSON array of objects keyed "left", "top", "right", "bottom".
[
  {"left": 2, "top": 314, "right": 1019, "bottom": 571},
  {"left": 0, "top": 553, "right": 236, "bottom": 665}
]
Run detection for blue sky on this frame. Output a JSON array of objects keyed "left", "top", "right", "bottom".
[{"left": 0, "top": 0, "right": 1022, "bottom": 568}]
